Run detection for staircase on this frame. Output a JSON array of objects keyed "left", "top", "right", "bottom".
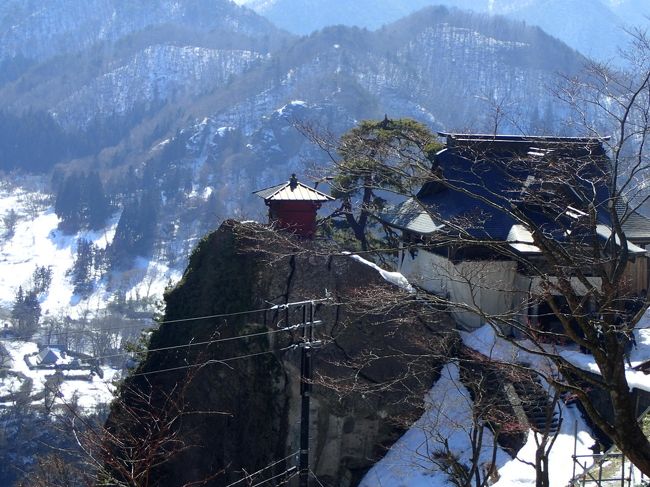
[{"left": 512, "top": 375, "right": 561, "bottom": 435}]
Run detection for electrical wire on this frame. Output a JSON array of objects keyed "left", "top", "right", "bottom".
[
  {"left": 33, "top": 297, "right": 334, "bottom": 338},
  {"left": 249, "top": 467, "right": 298, "bottom": 487},
  {"left": 129, "top": 345, "right": 297, "bottom": 378},
  {"left": 310, "top": 469, "right": 327, "bottom": 487},
  {"left": 91, "top": 321, "right": 324, "bottom": 362},
  {"left": 34, "top": 307, "right": 272, "bottom": 339},
  {"left": 222, "top": 452, "right": 298, "bottom": 487}
]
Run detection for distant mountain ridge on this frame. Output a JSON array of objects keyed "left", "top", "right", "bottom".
[
  {"left": 0, "top": 0, "right": 280, "bottom": 63},
  {"left": 236, "top": 0, "right": 649, "bottom": 62}
]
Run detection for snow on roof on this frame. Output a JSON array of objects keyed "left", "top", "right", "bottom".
[
  {"left": 37, "top": 348, "right": 59, "bottom": 365},
  {"left": 382, "top": 198, "right": 445, "bottom": 235},
  {"left": 596, "top": 224, "right": 646, "bottom": 254},
  {"left": 344, "top": 253, "right": 414, "bottom": 293},
  {"left": 506, "top": 224, "right": 647, "bottom": 255},
  {"left": 507, "top": 224, "right": 539, "bottom": 253}
]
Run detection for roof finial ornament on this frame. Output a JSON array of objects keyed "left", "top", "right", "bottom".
[{"left": 289, "top": 173, "right": 298, "bottom": 190}]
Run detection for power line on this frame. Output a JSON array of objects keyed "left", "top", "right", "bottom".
[
  {"left": 36, "top": 297, "right": 334, "bottom": 339},
  {"left": 223, "top": 452, "right": 298, "bottom": 487},
  {"left": 130, "top": 345, "right": 297, "bottom": 378},
  {"left": 250, "top": 468, "right": 298, "bottom": 487},
  {"left": 91, "top": 321, "right": 324, "bottom": 362},
  {"left": 156, "top": 298, "right": 331, "bottom": 325},
  {"left": 310, "top": 469, "right": 327, "bottom": 487},
  {"left": 33, "top": 297, "right": 332, "bottom": 337},
  {"left": 36, "top": 307, "right": 271, "bottom": 339}
]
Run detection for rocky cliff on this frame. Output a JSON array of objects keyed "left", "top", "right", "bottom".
[{"left": 108, "top": 220, "right": 457, "bottom": 486}]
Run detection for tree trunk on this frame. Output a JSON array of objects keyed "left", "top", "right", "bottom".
[
  {"left": 609, "top": 381, "right": 650, "bottom": 476},
  {"left": 535, "top": 446, "right": 549, "bottom": 487}
]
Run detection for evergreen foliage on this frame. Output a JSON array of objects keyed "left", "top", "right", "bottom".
[
  {"left": 71, "top": 239, "right": 95, "bottom": 298},
  {"left": 11, "top": 287, "right": 41, "bottom": 338},
  {"left": 31, "top": 265, "right": 53, "bottom": 296},
  {"left": 84, "top": 171, "right": 112, "bottom": 230},
  {"left": 0, "top": 110, "right": 70, "bottom": 172},
  {"left": 330, "top": 117, "right": 442, "bottom": 250},
  {"left": 3, "top": 209, "right": 18, "bottom": 238},
  {"left": 54, "top": 174, "right": 83, "bottom": 233},
  {"left": 54, "top": 172, "right": 112, "bottom": 233},
  {"left": 109, "top": 192, "right": 159, "bottom": 269}
]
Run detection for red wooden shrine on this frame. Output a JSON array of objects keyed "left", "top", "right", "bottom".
[{"left": 253, "top": 174, "right": 334, "bottom": 238}]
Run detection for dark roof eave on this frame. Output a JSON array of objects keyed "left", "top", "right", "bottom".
[{"left": 437, "top": 132, "right": 611, "bottom": 144}]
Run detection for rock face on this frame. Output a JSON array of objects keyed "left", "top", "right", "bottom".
[{"left": 109, "top": 221, "right": 457, "bottom": 486}]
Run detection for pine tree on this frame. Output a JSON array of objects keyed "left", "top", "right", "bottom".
[
  {"left": 109, "top": 192, "right": 159, "bottom": 269},
  {"left": 83, "top": 171, "right": 112, "bottom": 230},
  {"left": 11, "top": 286, "right": 40, "bottom": 337},
  {"left": 54, "top": 173, "right": 82, "bottom": 233},
  {"left": 32, "top": 265, "right": 53, "bottom": 295},
  {"left": 54, "top": 172, "right": 112, "bottom": 233},
  {"left": 3, "top": 209, "right": 18, "bottom": 238},
  {"left": 71, "top": 239, "right": 94, "bottom": 298}
]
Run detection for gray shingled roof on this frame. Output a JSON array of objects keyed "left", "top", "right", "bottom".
[
  {"left": 253, "top": 175, "right": 334, "bottom": 202},
  {"left": 618, "top": 202, "right": 650, "bottom": 243}
]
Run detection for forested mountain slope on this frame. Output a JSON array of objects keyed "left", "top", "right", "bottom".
[{"left": 0, "top": 4, "right": 589, "bottom": 316}]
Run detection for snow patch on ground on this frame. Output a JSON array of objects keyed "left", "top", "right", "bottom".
[
  {"left": 0, "top": 182, "right": 180, "bottom": 319},
  {"left": 275, "top": 99, "right": 307, "bottom": 116},
  {"left": 496, "top": 402, "right": 595, "bottom": 487},
  {"left": 365, "top": 325, "right": 597, "bottom": 486},
  {"left": 361, "top": 362, "right": 511, "bottom": 486},
  {"left": 559, "top": 307, "right": 650, "bottom": 393},
  {"left": 0, "top": 338, "right": 119, "bottom": 411},
  {"left": 461, "top": 325, "right": 596, "bottom": 486}
]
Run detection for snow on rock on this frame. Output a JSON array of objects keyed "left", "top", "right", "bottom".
[
  {"left": 345, "top": 253, "right": 414, "bottom": 293},
  {"left": 275, "top": 99, "right": 308, "bottom": 116},
  {"left": 360, "top": 362, "right": 511, "bottom": 486}
]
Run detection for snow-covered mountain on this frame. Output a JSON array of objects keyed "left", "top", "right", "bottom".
[
  {"left": 0, "top": 178, "right": 179, "bottom": 318},
  {"left": 236, "top": 0, "right": 649, "bottom": 62},
  {"left": 0, "top": 0, "right": 278, "bottom": 64},
  {"left": 53, "top": 45, "right": 265, "bottom": 129}
]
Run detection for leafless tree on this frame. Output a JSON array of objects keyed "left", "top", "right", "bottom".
[
  {"left": 34, "top": 366, "right": 228, "bottom": 487},
  {"left": 291, "top": 28, "right": 650, "bottom": 478},
  {"left": 17, "top": 453, "right": 90, "bottom": 487}
]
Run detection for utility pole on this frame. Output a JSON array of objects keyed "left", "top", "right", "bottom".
[
  {"left": 266, "top": 297, "right": 329, "bottom": 486},
  {"left": 298, "top": 301, "right": 316, "bottom": 487}
]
